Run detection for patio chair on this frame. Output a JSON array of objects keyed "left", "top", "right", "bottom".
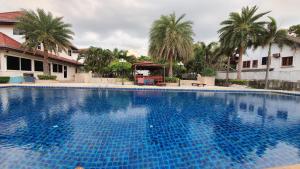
[{"left": 137, "top": 77, "right": 144, "bottom": 85}]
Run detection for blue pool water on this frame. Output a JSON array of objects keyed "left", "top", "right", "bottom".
[{"left": 1, "top": 87, "right": 300, "bottom": 169}]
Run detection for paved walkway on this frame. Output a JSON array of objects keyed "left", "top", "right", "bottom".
[{"left": 1, "top": 82, "right": 300, "bottom": 95}]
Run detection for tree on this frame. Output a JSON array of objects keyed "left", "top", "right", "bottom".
[
  {"left": 138, "top": 55, "right": 152, "bottom": 62},
  {"left": 260, "top": 17, "right": 292, "bottom": 89},
  {"left": 218, "top": 6, "right": 269, "bottom": 79},
  {"left": 198, "top": 42, "right": 218, "bottom": 66},
  {"left": 78, "top": 47, "right": 114, "bottom": 76},
  {"left": 289, "top": 24, "right": 300, "bottom": 37},
  {"left": 108, "top": 60, "right": 132, "bottom": 77},
  {"left": 112, "top": 48, "right": 137, "bottom": 63},
  {"left": 198, "top": 41, "right": 226, "bottom": 69},
  {"left": 149, "top": 13, "right": 194, "bottom": 77},
  {"left": 219, "top": 45, "right": 237, "bottom": 85},
  {"left": 16, "top": 9, "right": 74, "bottom": 75},
  {"left": 185, "top": 43, "right": 205, "bottom": 74}
]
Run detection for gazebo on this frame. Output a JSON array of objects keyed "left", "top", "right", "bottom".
[{"left": 132, "top": 62, "right": 166, "bottom": 85}]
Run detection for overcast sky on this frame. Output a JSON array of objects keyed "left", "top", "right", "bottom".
[{"left": 1, "top": 0, "right": 300, "bottom": 55}]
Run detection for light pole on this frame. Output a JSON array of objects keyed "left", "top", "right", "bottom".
[
  {"left": 177, "top": 61, "right": 184, "bottom": 87},
  {"left": 119, "top": 58, "right": 126, "bottom": 85}
]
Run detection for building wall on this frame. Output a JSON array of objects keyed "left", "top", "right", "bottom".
[
  {"left": 0, "top": 25, "right": 78, "bottom": 61},
  {"left": 243, "top": 45, "right": 300, "bottom": 71},
  {"left": 0, "top": 50, "right": 77, "bottom": 81},
  {"left": 217, "top": 45, "right": 300, "bottom": 82},
  {"left": 0, "top": 25, "right": 24, "bottom": 43},
  {"left": 216, "top": 70, "right": 300, "bottom": 82}
]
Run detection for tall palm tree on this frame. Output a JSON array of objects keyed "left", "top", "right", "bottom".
[
  {"left": 16, "top": 9, "right": 74, "bottom": 75},
  {"left": 149, "top": 13, "right": 194, "bottom": 77},
  {"left": 260, "top": 17, "right": 291, "bottom": 89},
  {"left": 218, "top": 6, "right": 269, "bottom": 79}
]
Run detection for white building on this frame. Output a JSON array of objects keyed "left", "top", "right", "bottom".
[
  {"left": 0, "top": 11, "right": 81, "bottom": 82},
  {"left": 217, "top": 41, "right": 300, "bottom": 82}
]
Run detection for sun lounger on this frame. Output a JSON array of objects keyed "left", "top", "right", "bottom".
[{"left": 192, "top": 83, "right": 206, "bottom": 87}]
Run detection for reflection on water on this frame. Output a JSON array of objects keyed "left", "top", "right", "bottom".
[{"left": 0, "top": 88, "right": 300, "bottom": 168}]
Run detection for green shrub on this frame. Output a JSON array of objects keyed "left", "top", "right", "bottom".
[
  {"left": 215, "top": 79, "right": 249, "bottom": 86},
  {"left": 0, "top": 76, "right": 9, "bottom": 83},
  {"left": 165, "top": 77, "right": 178, "bottom": 83},
  {"left": 201, "top": 67, "right": 216, "bottom": 77},
  {"left": 37, "top": 75, "right": 57, "bottom": 80},
  {"left": 230, "top": 79, "right": 248, "bottom": 85}
]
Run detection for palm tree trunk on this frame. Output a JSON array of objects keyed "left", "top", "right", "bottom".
[
  {"left": 264, "top": 43, "right": 272, "bottom": 89},
  {"left": 237, "top": 47, "right": 244, "bottom": 80},
  {"left": 168, "top": 55, "right": 173, "bottom": 77},
  {"left": 226, "top": 55, "right": 231, "bottom": 86},
  {"left": 43, "top": 47, "right": 50, "bottom": 75}
]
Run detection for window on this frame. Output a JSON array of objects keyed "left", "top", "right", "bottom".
[
  {"left": 252, "top": 60, "right": 258, "bottom": 68},
  {"left": 262, "top": 57, "right": 270, "bottom": 65},
  {"left": 52, "top": 63, "right": 63, "bottom": 73},
  {"left": 13, "top": 28, "right": 24, "bottom": 35},
  {"left": 7, "top": 56, "right": 33, "bottom": 71},
  {"left": 21, "top": 58, "right": 31, "bottom": 71},
  {"left": 58, "top": 65, "right": 63, "bottom": 73},
  {"left": 6, "top": 56, "right": 20, "bottom": 70},
  {"left": 282, "top": 56, "right": 293, "bottom": 66},
  {"left": 53, "top": 64, "right": 58, "bottom": 72},
  {"left": 34, "top": 60, "right": 43, "bottom": 71},
  {"left": 243, "top": 61, "right": 251, "bottom": 68},
  {"left": 68, "top": 49, "right": 72, "bottom": 56}
]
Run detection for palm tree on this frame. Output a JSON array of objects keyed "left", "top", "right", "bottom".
[
  {"left": 260, "top": 17, "right": 291, "bottom": 89},
  {"left": 149, "top": 13, "right": 194, "bottom": 77},
  {"left": 16, "top": 9, "right": 74, "bottom": 75},
  {"left": 218, "top": 6, "right": 269, "bottom": 79},
  {"left": 198, "top": 42, "right": 218, "bottom": 65}
]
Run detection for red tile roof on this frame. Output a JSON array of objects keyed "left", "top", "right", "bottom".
[
  {"left": 0, "top": 32, "right": 81, "bottom": 65},
  {"left": 0, "top": 32, "right": 21, "bottom": 48},
  {"left": 0, "top": 11, "right": 24, "bottom": 23}
]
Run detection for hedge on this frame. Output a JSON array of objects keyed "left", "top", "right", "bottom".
[
  {"left": 37, "top": 75, "right": 57, "bottom": 80},
  {"left": 165, "top": 77, "right": 179, "bottom": 83},
  {"left": 0, "top": 77, "right": 10, "bottom": 83},
  {"left": 216, "top": 79, "right": 248, "bottom": 86}
]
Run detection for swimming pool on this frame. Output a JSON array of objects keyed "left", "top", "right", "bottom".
[{"left": 0, "top": 87, "right": 300, "bottom": 169}]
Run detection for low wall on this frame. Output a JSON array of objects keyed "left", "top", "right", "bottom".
[
  {"left": 74, "top": 73, "right": 134, "bottom": 85},
  {"left": 248, "top": 80, "right": 300, "bottom": 91},
  {"left": 217, "top": 70, "right": 300, "bottom": 82}
]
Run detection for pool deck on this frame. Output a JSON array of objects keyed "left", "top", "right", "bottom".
[
  {"left": 0, "top": 82, "right": 300, "bottom": 95},
  {"left": 266, "top": 164, "right": 300, "bottom": 169}
]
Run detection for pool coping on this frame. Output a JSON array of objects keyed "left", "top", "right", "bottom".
[{"left": 1, "top": 83, "right": 300, "bottom": 96}]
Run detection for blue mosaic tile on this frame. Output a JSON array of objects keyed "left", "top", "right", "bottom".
[{"left": 0, "top": 87, "right": 300, "bottom": 168}]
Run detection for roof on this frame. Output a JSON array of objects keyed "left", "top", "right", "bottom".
[
  {"left": 0, "top": 11, "right": 23, "bottom": 24},
  {"left": 132, "top": 61, "right": 164, "bottom": 69},
  {"left": 0, "top": 32, "right": 21, "bottom": 48},
  {"left": 0, "top": 32, "right": 81, "bottom": 65}
]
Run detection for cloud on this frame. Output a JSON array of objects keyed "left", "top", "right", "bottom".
[{"left": 1, "top": 0, "right": 300, "bottom": 55}]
